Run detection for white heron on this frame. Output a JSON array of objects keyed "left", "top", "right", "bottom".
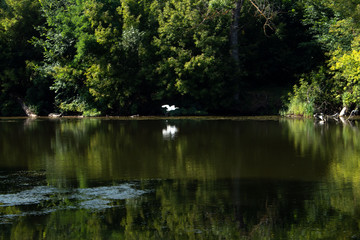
[{"left": 162, "top": 104, "right": 179, "bottom": 112}]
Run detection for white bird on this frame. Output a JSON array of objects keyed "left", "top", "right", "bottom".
[{"left": 162, "top": 104, "right": 179, "bottom": 112}]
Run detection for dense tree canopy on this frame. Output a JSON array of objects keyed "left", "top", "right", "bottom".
[
  {"left": 0, "top": 0, "right": 49, "bottom": 115},
  {"left": 1, "top": 0, "right": 359, "bottom": 116},
  {"left": 285, "top": 0, "right": 360, "bottom": 116}
]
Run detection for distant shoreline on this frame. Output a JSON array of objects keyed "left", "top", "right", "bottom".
[{"left": 0, "top": 115, "right": 283, "bottom": 121}]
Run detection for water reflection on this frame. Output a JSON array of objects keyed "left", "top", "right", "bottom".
[
  {"left": 0, "top": 117, "right": 360, "bottom": 239},
  {"left": 0, "top": 183, "right": 147, "bottom": 224},
  {"left": 2, "top": 118, "right": 327, "bottom": 182},
  {"left": 162, "top": 124, "right": 178, "bottom": 140}
]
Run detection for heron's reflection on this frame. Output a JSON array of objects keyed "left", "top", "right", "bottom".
[{"left": 162, "top": 125, "right": 178, "bottom": 139}]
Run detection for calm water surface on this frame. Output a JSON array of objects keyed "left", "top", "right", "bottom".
[{"left": 0, "top": 117, "right": 360, "bottom": 239}]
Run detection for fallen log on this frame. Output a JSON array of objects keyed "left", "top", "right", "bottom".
[
  {"left": 16, "top": 97, "right": 37, "bottom": 118},
  {"left": 339, "top": 107, "right": 347, "bottom": 117},
  {"left": 48, "top": 113, "right": 63, "bottom": 118}
]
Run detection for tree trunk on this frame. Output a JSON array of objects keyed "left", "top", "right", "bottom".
[
  {"left": 230, "top": 0, "right": 244, "bottom": 102},
  {"left": 339, "top": 106, "right": 347, "bottom": 117},
  {"left": 230, "top": 0, "right": 244, "bottom": 64},
  {"left": 16, "top": 97, "right": 37, "bottom": 117}
]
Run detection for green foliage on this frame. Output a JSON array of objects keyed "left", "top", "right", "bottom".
[
  {"left": 285, "top": 79, "right": 318, "bottom": 116},
  {"left": 179, "top": 106, "right": 208, "bottom": 116},
  {"left": 33, "top": 0, "right": 162, "bottom": 115},
  {"left": 0, "top": 0, "right": 51, "bottom": 115},
  {"left": 285, "top": 0, "right": 360, "bottom": 115},
  {"left": 284, "top": 66, "right": 338, "bottom": 116},
  {"left": 0, "top": 94, "right": 24, "bottom": 116},
  {"left": 2, "top": 0, "right": 352, "bottom": 116},
  {"left": 329, "top": 33, "right": 360, "bottom": 107},
  {"left": 32, "top": 0, "right": 244, "bottom": 115},
  {"left": 153, "top": 0, "right": 234, "bottom": 110}
]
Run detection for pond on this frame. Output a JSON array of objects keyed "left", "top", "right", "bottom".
[{"left": 0, "top": 116, "right": 360, "bottom": 239}]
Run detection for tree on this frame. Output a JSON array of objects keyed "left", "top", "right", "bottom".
[
  {"left": 0, "top": 0, "right": 334, "bottom": 116},
  {"left": 35, "top": 0, "right": 162, "bottom": 116},
  {"left": 230, "top": 0, "right": 277, "bottom": 63},
  {"left": 153, "top": 0, "right": 240, "bottom": 112},
  {"left": 0, "top": 0, "right": 49, "bottom": 116},
  {"left": 328, "top": 20, "right": 360, "bottom": 109},
  {"left": 284, "top": 0, "right": 360, "bottom": 116}
]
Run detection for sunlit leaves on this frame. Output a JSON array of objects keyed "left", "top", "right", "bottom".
[
  {"left": 328, "top": 22, "right": 360, "bottom": 107},
  {"left": 286, "top": 0, "right": 360, "bottom": 114},
  {"left": 1, "top": 0, "right": 340, "bottom": 115},
  {"left": 121, "top": 26, "right": 144, "bottom": 51},
  {"left": 33, "top": 0, "right": 163, "bottom": 115},
  {"left": 208, "top": 0, "right": 233, "bottom": 10},
  {"left": 154, "top": 0, "right": 233, "bottom": 109}
]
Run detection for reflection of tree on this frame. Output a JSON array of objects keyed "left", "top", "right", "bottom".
[
  {"left": 45, "top": 119, "right": 226, "bottom": 186},
  {"left": 1, "top": 177, "right": 314, "bottom": 239},
  {"left": 3, "top": 118, "right": 360, "bottom": 238},
  {"left": 282, "top": 118, "right": 331, "bottom": 159},
  {"left": 44, "top": 210, "right": 104, "bottom": 239},
  {"left": 2, "top": 118, "right": 332, "bottom": 184},
  {"left": 326, "top": 122, "right": 360, "bottom": 216},
  {"left": 283, "top": 119, "right": 360, "bottom": 238},
  {"left": 0, "top": 119, "right": 54, "bottom": 170}
]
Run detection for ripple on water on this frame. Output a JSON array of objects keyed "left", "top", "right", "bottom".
[{"left": 0, "top": 184, "right": 148, "bottom": 222}]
